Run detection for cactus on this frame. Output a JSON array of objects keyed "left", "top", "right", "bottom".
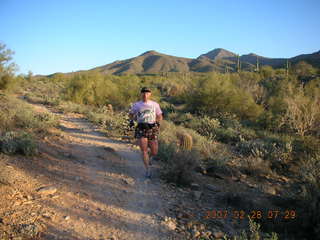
[
  {"left": 237, "top": 54, "right": 241, "bottom": 72},
  {"left": 286, "top": 59, "right": 290, "bottom": 79},
  {"left": 107, "top": 104, "right": 113, "bottom": 113},
  {"left": 177, "top": 131, "right": 193, "bottom": 151}
]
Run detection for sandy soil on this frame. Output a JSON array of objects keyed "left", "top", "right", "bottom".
[
  {"left": 0, "top": 102, "right": 180, "bottom": 240},
  {"left": 0, "top": 100, "right": 299, "bottom": 240}
]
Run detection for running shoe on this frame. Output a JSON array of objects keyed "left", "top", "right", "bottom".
[{"left": 145, "top": 168, "right": 152, "bottom": 178}]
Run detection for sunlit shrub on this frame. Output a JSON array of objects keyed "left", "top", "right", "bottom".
[{"left": 0, "top": 131, "right": 37, "bottom": 156}]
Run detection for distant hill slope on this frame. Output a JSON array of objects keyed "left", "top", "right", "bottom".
[
  {"left": 91, "top": 50, "right": 194, "bottom": 75},
  {"left": 198, "top": 48, "right": 237, "bottom": 61},
  {"left": 239, "top": 53, "right": 287, "bottom": 67},
  {"left": 290, "top": 50, "right": 320, "bottom": 68},
  {"left": 43, "top": 48, "right": 320, "bottom": 76}
]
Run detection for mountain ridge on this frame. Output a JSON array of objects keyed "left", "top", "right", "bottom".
[{"left": 41, "top": 48, "right": 320, "bottom": 76}]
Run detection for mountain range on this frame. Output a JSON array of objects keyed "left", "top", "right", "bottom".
[{"left": 48, "top": 48, "right": 320, "bottom": 76}]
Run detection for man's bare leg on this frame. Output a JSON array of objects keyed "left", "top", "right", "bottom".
[
  {"left": 139, "top": 137, "right": 150, "bottom": 170},
  {"left": 149, "top": 139, "right": 158, "bottom": 157}
]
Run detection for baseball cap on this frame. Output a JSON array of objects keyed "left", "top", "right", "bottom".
[{"left": 141, "top": 87, "right": 151, "bottom": 93}]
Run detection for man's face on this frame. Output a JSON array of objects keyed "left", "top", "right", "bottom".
[{"left": 141, "top": 91, "right": 151, "bottom": 101}]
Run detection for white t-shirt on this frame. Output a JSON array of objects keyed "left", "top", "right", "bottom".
[{"left": 130, "top": 100, "right": 162, "bottom": 124}]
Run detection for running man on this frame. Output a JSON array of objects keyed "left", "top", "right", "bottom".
[{"left": 129, "top": 87, "right": 163, "bottom": 178}]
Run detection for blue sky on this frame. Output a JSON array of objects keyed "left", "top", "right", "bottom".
[{"left": 1, "top": 0, "right": 319, "bottom": 75}]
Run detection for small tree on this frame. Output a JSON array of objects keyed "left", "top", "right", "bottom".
[
  {"left": 282, "top": 85, "right": 320, "bottom": 136},
  {"left": 293, "top": 61, "right": 315, "bottom": 78},
  {"left": 0, "top": 43, "right": 18, "bottom": 91}
]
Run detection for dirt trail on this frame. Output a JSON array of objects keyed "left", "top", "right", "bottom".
[{"left": 1, "top": 102, "right": 180, "bottom": 240}]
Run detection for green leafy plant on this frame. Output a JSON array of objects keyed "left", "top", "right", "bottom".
[{"left": 0, "top": 131, "right": 37, "bottom": 156}]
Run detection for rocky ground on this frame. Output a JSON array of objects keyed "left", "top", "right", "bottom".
[{"left": 0, "top": 101, "right": 301, "bottom": 240}]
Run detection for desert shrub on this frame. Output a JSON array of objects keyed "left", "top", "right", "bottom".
[
  {"left": 0, "top": 223, "right": 41, "bottom": 240},
  {"left": 24, "top": 92, "right": 61, "bottom": 106},
  {"left": 0, "top": 95, "right": 58, "bottom": 132},
  {"left": 257, "top": 110, "right": 284, "bottom": 132},
  {"left": 282, "top": 86, "right": 320, "bottom": 136},
  {"left": 237, "top": 135, "right": 293, "bottom": 161},
  {"left": 295, "top": 153, "right": 320, "bottom": 239},
  {"left": 238, "top": 127, "right": 258, "bottom": 141},
  {"left": 216, "top": 112, "right": 242, "bottom": 130},
  {"left": 184, "top": 115, "right": 220, "bottom": 140},
  {"left": 241, "top": 156, "right": 272, "bottom": 176},
  {"left": 202, "top": 143, "right": 232, "bottom": 168},
  {"left": 58, "top": 101, "right": 92, "bottom": 114},
  {"left": 157, "top": 140, "right": 177, "bottom": 163},
  {"left": 86, "top": 110, "right": 129, "bottom": 136},
  {"left": 213, "top": 127, "right": 240, "bottom": 144},
  {"left": 232, "top": 217, "right": 279, "bottom": 240},
  {"left": 64, "top": 73, "right": 143, "bottom": 109},
  {"left": 159, "top": 120, "right": 217, "bottom": 158},
  {"left": 0, "top": 131, "right": 37, "bottom": 156},
  {"left": 0, "top": 43, "right": 20, "bottom": 92},
  {"left": 160, "top": 148, "right": 200, "bottom": 186},
  {"left": 214, "top": 126, "right": 257, "bottom": 144},
  {"left": 165, "top": 111, "right": 180, "bottom": 123},
  {"left": 159, "top": 101, "right": 175, "bottom": 116},
  {"left": 0, "top": 74, "right": 20, "bottom": 92},
  {"left": 165, "top": 112, "right": 195, "bottom": 128},
  {"left": 292, "top": 136, "right": 320, "bottom": 162},
  {"left": 158, "top": 120, "right": 234, "bottom": 184},
  {"left": 15, "top": 111, "right": 58, "bottom": 131},
  {"left": 185, "top": 75, "right": 263, "bottom": 121}
]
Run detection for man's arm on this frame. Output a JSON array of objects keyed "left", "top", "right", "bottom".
[
  {"left": 129, "top": 103, "right": 137, "bottom": 120},
  {"left": 156, "top": 114, "right": 163, "bottom": 124},
  {"left": 129, "top": 113, "right": 135, "bottom": 120}
]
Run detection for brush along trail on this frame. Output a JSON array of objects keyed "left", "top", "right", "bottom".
[{"left": 0, "top": 100, "right": 184, "bottom": 240}]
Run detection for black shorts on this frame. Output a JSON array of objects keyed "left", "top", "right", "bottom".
[{"left": 134, "top": 123, "right": 159, "bottom": 141}]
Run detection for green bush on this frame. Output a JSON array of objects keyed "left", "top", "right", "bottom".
[
  {"left": 231, "top": 217, "right": 279, "bottom": 240},
  {"left": 159, "top": 120, "right": 218, "bottom": 158},
  {"left": 157, "top": 140, "right": 177, "bottom": 163},
  {"left": 236, "top": 136, "right": 293, "bottom": 166},
  {"left": 0, "top": 131, "right": 37, "bottom": 156},
  {"left": 183, "top": 115, "right": 220, "bottom": 140},
  {"left": 213, "top": 127, "right": 240, "bottom": 144},
  {"left": 185, "top": 74, "right": 263, "bottom": 121},
  {"left": 216, "top": 112, "right": 242, "bottom": 130},
  {"left": 296, "top": 154, "right": 320, "bottom": 239},
  {"left": 0, "top": 95, "right": 58, "bottom": 132},
  {"left": 24, "top": 92, "right": 61, "bottom": 106},
  {"left": 292, "top": 136, "right": 320, "bottom": 161},
  {"left": 160, "top": 148, "right": 200, "bottom": 186},
  {"left": 14, "top": 111, "right": 58, "bottom": 131},
  {"left": 87, "top": 110, "right": 129, "bottom": 136},
  {"left": 157, "top": 120, "right": 235, "bottom": 184},
  {"left": 58, "top": 101, "right": 91, "bottom": 114}
]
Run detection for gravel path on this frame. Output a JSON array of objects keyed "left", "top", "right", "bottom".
[{"left": 1, "top": 102, "right": 179, "bottom": 240}]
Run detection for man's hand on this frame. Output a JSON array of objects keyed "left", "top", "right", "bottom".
[{"left": 129, "top": 120, "right": 135, "bottom": 128}]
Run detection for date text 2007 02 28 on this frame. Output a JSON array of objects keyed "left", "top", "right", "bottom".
[{"left": 203, "top": 210, "right": 297, "bottom": 220}]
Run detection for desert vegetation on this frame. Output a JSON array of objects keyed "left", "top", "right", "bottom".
[{"left": 1, "top": 41, "right": 320, "bottom": 239}]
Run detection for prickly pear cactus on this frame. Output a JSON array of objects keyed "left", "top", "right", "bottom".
[{"left": 177, "top": 131, "right": 193, "bottom": 151}]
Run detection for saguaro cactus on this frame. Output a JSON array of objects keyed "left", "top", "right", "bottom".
[
  {"left": 286, "top": 59, "right": 290, "bottom": 79},
  {"left": 107, "top": 104, "right": 113, "bottom": 113},
  {"left": 177, "top": 131, "right": 193, "bottom": 151},
  {"left": 237, "top": 54, "right": 241, "bottom": 73}
]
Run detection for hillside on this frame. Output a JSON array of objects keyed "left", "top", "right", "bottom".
[
  {"left": 40, "top": 48, "right": 320, "bottom": 77},
  {"left": 91, "top": 50, "right": 194, "bottom": 75},
  {"left": 197, "top": 48, "right": 237, "bottom": 61},
  {"left": 290, "top": 50, "right": 320, "bottom": 67}
]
